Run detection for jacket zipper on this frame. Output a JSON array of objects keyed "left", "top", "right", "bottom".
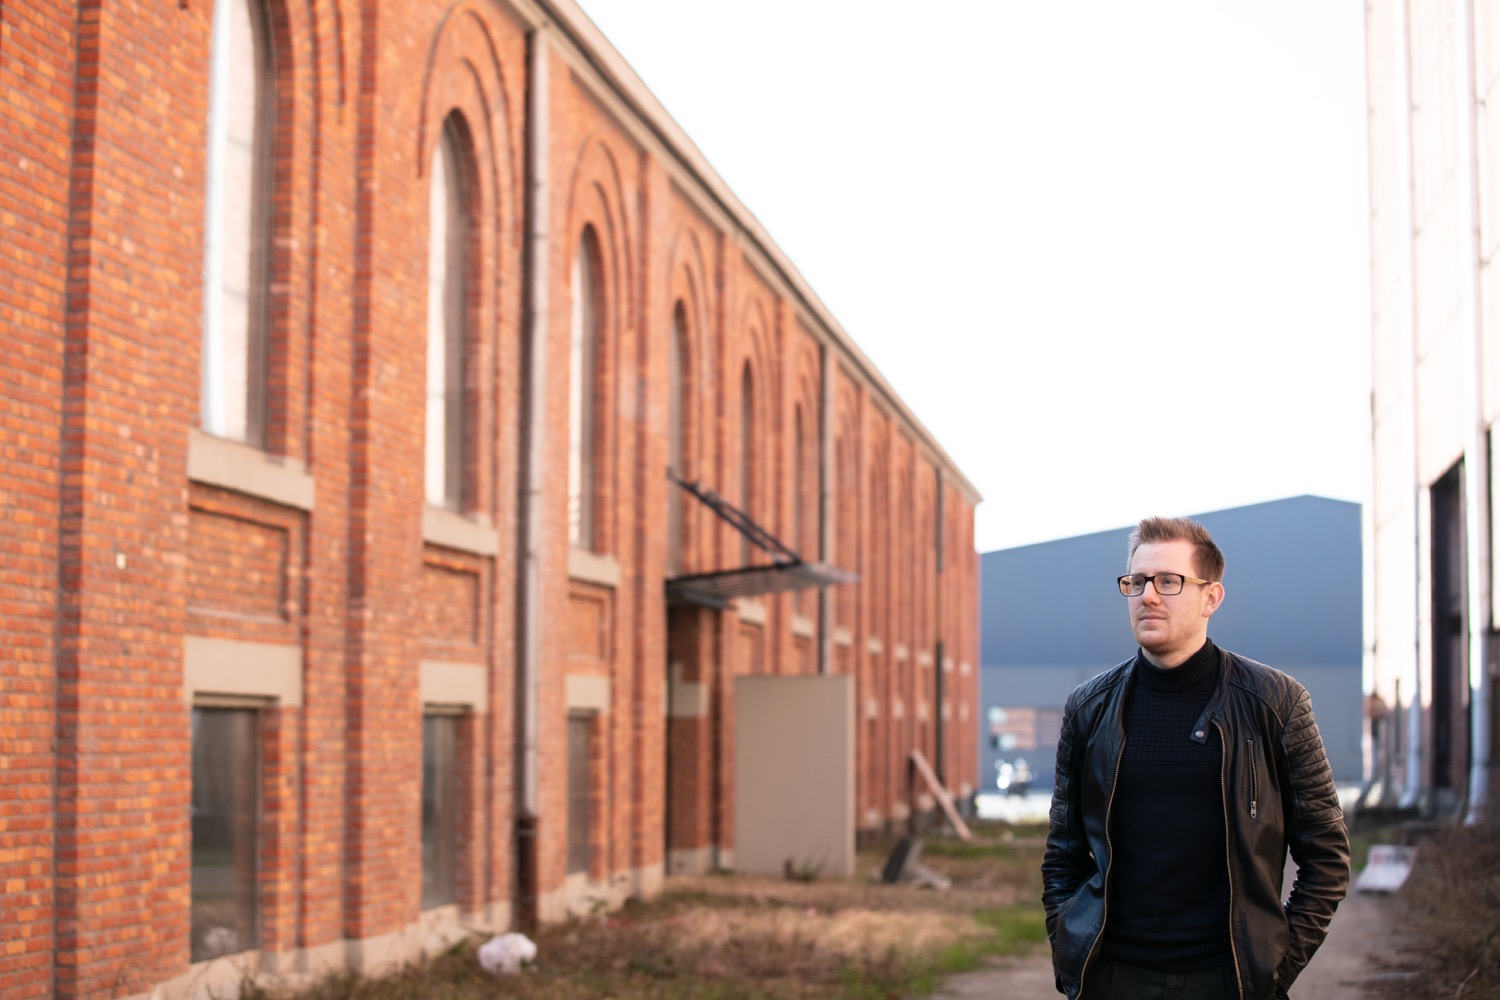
[
  {"left": 1246, "top": 739, "right": 1258, "bottom": 820},
  {"left": 1217, "top": 720, "right": 1245, "bottom": 1000},
  {"left": 1076, "top": 734, "right": 1125, "bottom": 999}
]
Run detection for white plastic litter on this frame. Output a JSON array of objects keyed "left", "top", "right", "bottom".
[
  {"left": 477, "top": 932, "right": 537, "bottom": 975},
  {"left": 1355, "top": 844, "right": 1417, "bottom": 893}
]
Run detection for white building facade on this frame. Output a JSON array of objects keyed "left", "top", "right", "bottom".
[{"left": 1364, "top": 0, "right": 1498, "bottom": 821}]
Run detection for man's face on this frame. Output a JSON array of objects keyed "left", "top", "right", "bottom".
[{"left": 1126, "top": 539, "right": 1224, "bottom": 668}]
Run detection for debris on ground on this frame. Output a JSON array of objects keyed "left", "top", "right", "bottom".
[
  {"left": 880, "top": 836, "right": 953, "bottom": 891},
  {"left": 477, "top": 932, "right": 537, "bottom": 975},
  {"left": 1355, "top": 844, "right": 1417, "bottom": 893}
]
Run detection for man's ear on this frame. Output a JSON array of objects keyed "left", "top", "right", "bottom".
[{"left": 1203, "top": 582, "right": 1225, "bottom": 618}]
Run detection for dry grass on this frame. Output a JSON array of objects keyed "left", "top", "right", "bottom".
[
  {"left": 233, "top": 821, "right": 1048, "bottom": 1000},
  {"left": 1369, "top": 821, "right": 1500, "bottom": 999}
]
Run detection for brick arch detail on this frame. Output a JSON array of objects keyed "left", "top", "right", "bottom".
[
  {"left": 666, "top": 226, "right": 713, "bottom": 462},
  {"left": 416, "top": 2, "right": 518, "bottom": 202},
  {"left": 567, "top": 133, "right": 636, "bottom": 311},
  {"left": 833, "top": 378, "right": 863, "bottom": 624},
  {"left": 412, "top": 4, "right": 521, "bottom": 518},
  {"left": 737, "top": 293, "right": 776, "bottom": 447},
  {"left": 665, "top": 229, "right": 713, "bottom": 571},
  {"left": 565, "top": 133, "right": 635, "bottom": 552},
  {"left": 318, "top": 0, "right": 349, "bottom": 107},
  {"left": 666, "top": 227, "right": 712, "bottom": 377},
  {"left": 736, "top": 293, "right": 775, "bottom": 533},
  {"left": 789, "top": 332, "right": 821, "bottom": 560}
]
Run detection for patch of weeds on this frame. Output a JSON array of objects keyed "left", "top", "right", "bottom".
[
  {"left": 923, "top": 940, "right": 991, "bottom": 978},
  {"left": 1370, "top": 821, "right": 1500, "bottom": 999},
  {"left": 922, "top": 839, "right": 1020, "bottom": 862},
  {"left": 834, "top": 951, "right": 919, "bottom": 1000},
  {"left": 974, "top": 902, "right": 1048, "bottom": 954},
  {"left": 895, "top": 901, "right": 1048, "bottom": 997},
  {"left": 785, "top": 858, "right": 825, "bottom": 883},
  {"left": 232, "top": 834, "right": 1052, "bottom": 1000},
  {"left": 632, "top": 886, "right": 744, "bottom": 914},
  {"left": 1347, "top": 821, "right": 1405, "bottom": 874}
]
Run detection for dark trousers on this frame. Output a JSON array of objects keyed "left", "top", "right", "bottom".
[{"left": 1081, "top": 958, "right": 1240, "bottom": 1000}]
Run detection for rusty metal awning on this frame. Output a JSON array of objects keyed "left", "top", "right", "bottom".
[
  {"left": 667, "top": 560, "right": 858, "bottom": 608},
  {"left": 665, "top": 470, "right": 858, "bottom": 609}
]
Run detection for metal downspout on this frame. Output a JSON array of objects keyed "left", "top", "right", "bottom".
[
  {"left": 933, "top": 473, "right": 945, "bottom": 785},
  {"left": 818, "top": 343, "right": 833, "bottom": 675},
  {"left": 515, "top": 27, "right": 550, "bottom": 926},
  {"left": 1460, "top": 0, "right": 1495, "bottom": 826}
]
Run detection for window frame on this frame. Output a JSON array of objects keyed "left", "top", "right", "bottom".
[
  {"left": 189, "top": 702, "right": 264, "bottom": 963},
  {"left": 667, "top": 302, "right": 688, "bottom": 576},
  {"left": 568, "top": 227, "right": 604, "bottom": 551},
  {"left": 201, "top": 0, "right": 275, "bottom": 447},
  {"left": 425, "top": 117, "right": 472, "bottom": 511},
  {"left": 421, "top": 709, "right": 463, "bottom": 909},
  {"left": 566, "top": 712, "right": 595, "bottom": 876},
  {"left": 739, "top": 362, "right": 755, "bottom": 566}
]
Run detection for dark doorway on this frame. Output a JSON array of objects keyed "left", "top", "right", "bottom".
[{"left": 1430, "top": 462, "right": 1470, "bottom": 804}]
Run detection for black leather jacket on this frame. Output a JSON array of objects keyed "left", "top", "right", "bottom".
[{"left": 1041, "top": 646, "right": 1350, "bottom": 1000}]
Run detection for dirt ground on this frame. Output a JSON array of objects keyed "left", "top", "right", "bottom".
[
  {"left": 251, "top": 824, "right": 1051, "bottom": 1000},
  {"left": 251, "top": 822, "right": 1415, "bottom": 999}
]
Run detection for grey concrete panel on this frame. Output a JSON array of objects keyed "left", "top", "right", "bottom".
[{"left": 735, "top": 674, "right": 855, "bottom": 878}]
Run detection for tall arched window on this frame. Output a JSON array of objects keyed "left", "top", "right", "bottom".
[
  {"left": 834, "top": 434, "right": 846, "bottom": 623},
  {"left": 569, "top": 227, "right": 602, "bottom": 549},
  {"left": 667, "top": 302, "right": 688, "bottom": 575},
  {"left": 201, "top": 0, "right": 273, "bottom": 445},
  {"left": 426, "top": 117, "right": 469, "bottom": 509},
  {"left": 739, "top": 362, "right": 755, "bottom": 565},
  {"left": 792, "top": 406, "right": 806, "bottom": 612}
]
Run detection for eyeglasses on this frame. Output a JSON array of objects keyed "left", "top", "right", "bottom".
[{"left": 1117, "top": 572, "right": 1210, "bottom": 597}]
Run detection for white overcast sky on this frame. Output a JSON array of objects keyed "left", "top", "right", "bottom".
[{"left": 575, "top": 0, "right": 1373, "bottom": 553}]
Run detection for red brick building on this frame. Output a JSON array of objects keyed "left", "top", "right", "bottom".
[{"left": 0, "top": 0, "right": 980, "bottom": 996}]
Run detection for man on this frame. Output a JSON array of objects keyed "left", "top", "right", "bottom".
[{"left": 1042, "top": 516, "right": 1349, "bottom": 1000}]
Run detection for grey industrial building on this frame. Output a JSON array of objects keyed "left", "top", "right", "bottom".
[{"left": 978, "top": 496, "right": 1364, "bottom": 794}]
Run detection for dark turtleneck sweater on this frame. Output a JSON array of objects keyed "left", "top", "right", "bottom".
[{"left": 1100, "top": 639, "right": 1234, "bottom": 972}]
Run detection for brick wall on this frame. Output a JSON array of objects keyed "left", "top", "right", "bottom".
[
  {"left": 0, "top": 0, "right": 981, "bottom": 995},
  {"left": 52, "top": 0, "right": 206, "bottom": 993},
  {"left": 0, "top": 1, "right": 73, "bottom": 995}
]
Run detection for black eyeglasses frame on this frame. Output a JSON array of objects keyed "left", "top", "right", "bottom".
[{"left": 1116, "top": 572, "right": 1211, "bottom": 597}]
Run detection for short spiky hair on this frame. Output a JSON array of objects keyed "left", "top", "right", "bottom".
[{"left": 1127, "top": 516, "right": 1225, "bottom": 582}]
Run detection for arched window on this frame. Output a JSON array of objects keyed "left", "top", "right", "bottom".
[
  {"left": 569, "top": 227, "right": 602, "bottom": 550},
  {"left": 792, "top": 406, "right": 806, "bottom": 612},
  {"left": 667, "top": 302, "right": 688, "bottom": 575},
  {"left": 426, "top": 118, "right": 469, "bottom": 509},
  {"left": 201, "top": 0, "right": 273, "bottom": 445},
  {"left": 835, "top": 432, "right": 857, "bottom": 627},
  {"left": 739, "top": 362, "right": 755, "bottom": 565}
]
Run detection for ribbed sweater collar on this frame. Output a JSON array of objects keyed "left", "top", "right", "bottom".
[{"left": 1134, "top": 639, "right": 1219, "bottom": 693}]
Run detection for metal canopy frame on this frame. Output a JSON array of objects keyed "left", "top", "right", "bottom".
[{"left": 665, "top": 470, "right": 858, "bottom": 609}]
